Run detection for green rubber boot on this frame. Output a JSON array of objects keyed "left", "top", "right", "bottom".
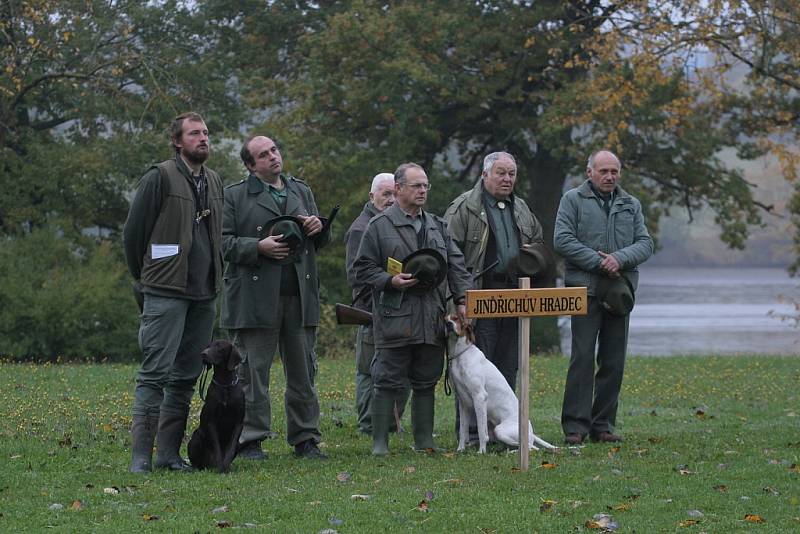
[
  {"left": 154, "top": 408, "right": 193, "bottom": 471},
  {"left": 371, "top": 389, "right": 394, "bottom": 456},
  {"left": 129, "top": 414, "right": 159, "bottom": 473},
  {"left": 412, "top": 392, "right": 437, "bottom": 451}
]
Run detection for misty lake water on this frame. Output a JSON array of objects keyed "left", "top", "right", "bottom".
[{"left": 559, "top": 267, "right": 799, "bottom": 355}]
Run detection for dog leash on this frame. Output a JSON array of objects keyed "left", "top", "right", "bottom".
[{"left": 198, "top": 364, "right": 212, "bottom": 402}]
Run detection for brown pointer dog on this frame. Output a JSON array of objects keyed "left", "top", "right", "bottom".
[{"left": 188, "top": 340, "right": 245, "bottom": 473}]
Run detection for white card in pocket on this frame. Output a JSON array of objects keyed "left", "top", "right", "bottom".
[{"left": 151, "top": 244, "right": 180, "bottom": 259}]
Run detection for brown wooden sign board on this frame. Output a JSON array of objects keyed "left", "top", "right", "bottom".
[{"left": 466, "top": 287, "right": 588, "bottom": 319}]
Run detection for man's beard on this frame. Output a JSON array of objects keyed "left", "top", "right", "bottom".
[{"left": 183, "top": 146, "right": 209, "bottom": 164}]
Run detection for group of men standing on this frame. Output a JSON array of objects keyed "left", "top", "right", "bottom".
[{"left": 123, "top": 112, "right": 653, "bottom": 472}]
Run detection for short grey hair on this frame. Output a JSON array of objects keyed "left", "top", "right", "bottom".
[
  {"left": 370, "top": 172, "right": 395, "bottom": 193},
  {"left": 587, "top": 150, "right": 621, "bottom": 170},
  {"left": 394, "top": 162, "right": 424, "bottom": 184},
  {"left": 482, "top": 151, "right": 516, "bottom": 173}
]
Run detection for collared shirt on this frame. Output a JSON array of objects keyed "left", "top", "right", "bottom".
[
  {"left": 257, "top": 175, "right": 288, "bottom": 213},
  {"left": 589, "top": 181, "right": 615, "bottom": 215},
  {"left": 482, "top": 189, "right": 519, "bottom": 274},
  {"left": 398, "top": 205, "right": 423, "bottom": 234}
]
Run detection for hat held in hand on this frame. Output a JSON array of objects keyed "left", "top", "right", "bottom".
[
  {"left": 261, "top": 215, "right": 306, "bottom": 265},
  {"left": 510, "top": 242, "right": 555, "bottom": 280},
  {"left": 597, "top": 274, "right": 635, "bottom": 316},
  {"left": 402, "top": 248, "right": 447, "bottom": 295}
]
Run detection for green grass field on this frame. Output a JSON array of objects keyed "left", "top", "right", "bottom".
[{"left": 1, "top": 355, "right": 798, "bottom": 532}]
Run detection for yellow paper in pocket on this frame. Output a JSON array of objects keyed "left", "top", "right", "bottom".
[{"left": 386, "top": 256, "right": 403, "bottom": 276}]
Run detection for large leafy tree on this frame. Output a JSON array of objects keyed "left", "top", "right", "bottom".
[
  {"left": 226, "top": 1, "right": 770, "bottom": 297},
  {"left": 0, "top": 0, "right": 243, "bottom": 238}
]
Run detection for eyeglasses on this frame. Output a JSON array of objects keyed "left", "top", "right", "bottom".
[{"left": 403, "top": 182, "right": 431, "bottom": 191}]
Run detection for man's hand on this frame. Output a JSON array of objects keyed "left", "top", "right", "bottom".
[
  {"left": 298, "top": 214, "right": 323, "bottom": 237},
  {"left": 391, "top": 272, "right": 419, "bottom": 290},
  {"left": 598, "top": 251, "right": 620, "bottom": 276},
  {"left": 258, "top": 234, "right": 290, "bottom": 260},
  {"left": 456, "top": 304, "right": 468, "bottom": 326}
]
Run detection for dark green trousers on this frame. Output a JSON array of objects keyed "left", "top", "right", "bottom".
[
  {"left": 133, "top": 294, "right": 216, "bottom": 418},
  {"left": 232, "top": 296, "right": 321, "bottom": 447},
  {"left": 355, "top": 325, "right": 409, "bottom": 433},
  {"left": 561, "top": 297, "right": 630, "bottom": 437}
]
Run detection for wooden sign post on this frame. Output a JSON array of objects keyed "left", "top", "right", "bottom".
[{"left": 466, "top": 281, "right": 588, "bottom": 471}]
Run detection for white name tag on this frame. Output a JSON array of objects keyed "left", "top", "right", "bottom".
[{"left": 151, "top": 244, "right": 180, "bottom": 259}]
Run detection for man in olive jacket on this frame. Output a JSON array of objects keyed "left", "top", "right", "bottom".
[
  {"left": 554, "top": 150, "right": 653, "bottom": 445},
  {"left": 444, "top": 151, "right": 545, "bottom": 444},
  {"left": 354, "top": 162, "right": 471, "bottom": 456},
  {"left": 444, "top": 151, "right": 545, "bottom": 389},
  {"left": 343, "top": 172, "right": 409, "bottom": 434},
  {"left": 122, "top": 112, "right": 224, "bottom": 473},
  {"left": 221, "top": 135, "right": 331, "bottom": 460}
]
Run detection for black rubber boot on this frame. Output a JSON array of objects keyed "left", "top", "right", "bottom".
[
  {"left": 371, "top": 389, "right": 394, "bottom": 456},
  {"left": 129, "top": 414, "right": 158, "bottom": 473},
  {"left": 154, "top": 409, "right": 193, "bottom": 471},
  {"left": 412, "top": 392, "right": 438, "bottom": 451}
]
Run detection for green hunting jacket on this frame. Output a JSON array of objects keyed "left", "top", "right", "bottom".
[
  {"left": 443, "top": 179, "right": 544, "bottom": 288},
  {"left": 220, "top": 173, "right": 331, "bottom": 329},
  {"left": 353, "top": 203, "right": 471, "bottom": 348},
  {"left": 122, "top": 157, "right": 224, "bottom": 295},
  {"left": 553, "top": 180, "right": 653, "bottom": 296}
]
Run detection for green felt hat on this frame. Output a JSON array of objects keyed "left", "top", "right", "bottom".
[
  {"left": 402, "top": 248, "right": 447, "bottom": 295},
  {"left": 597, "top": 274, "right": 635, "bottom": 317},
  {"left": 262, "top": 215, "right": 306, "bottom": 265}
]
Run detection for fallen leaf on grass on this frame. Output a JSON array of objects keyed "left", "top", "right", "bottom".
[
  {"left": 335, "top": 472, "right": 351, "bottom": 483},
  {"left": 763, "top": 486, "right": 779, "bottom": 496},
  {"left": 212, "top": 505, "right": 229, "bottom": 513},
  {"left": 70, "top": 500, "right": 83, "bottom": 511},
  {"left": 103, "top": 487, "right": 120, "bottom": 495},
  {"left": 585, "top": 513, "right": 618, "bottom": 531},
  {"left": 607, "top": 447, "right": 621, "bottom": 457},
  {"left": 402, "top": 466, "right": 416, "bottom": 474},
  {"left": 694, "top": 409, "right": 706, "bottom": 419},
  {"left": 607, "top": 502, "right": 631, "bottom": 512},
  {"left": 350, "top": 494, "right": 370, "bottom": 501},
  {"left": 539, "top": 499, "right": 557, "bottom": 512},
  {"left": 442, "top": 452, "right": 455, "bottom": 459},
  {"left": 789, "top": 464, "right": 800, "bottom": 473},
  {"left": 744, "top": 514, "right": 764, "bottom": 523},
  {"left": 48, "top": 503, "right": 63, "bottom": 511},
  {"left": 142, "top": 514, "right": 159, "bottom": 521},
  {"left": 647, "top": 437, "right": 662, "bottom": 444},
  {"left": 675, "top": 465, "right": 693, "bottom": 475},
  {"left": 216, "top": 520, "right": 232, "bottom": 528},
  {"left": 416, "top": 500, "right": 430, "bottom": 512},
  {"left": 679, "top": 519, "right": 700, "bottom": 527},
  {"left": 539, "top": 461, "right": 557, "bottom": 469},
  {"left": 10, "top": 454, "right": 21, "bottom": 460},
  {"left": 713, "top": 484, "right": 728, "bottom": 492}
]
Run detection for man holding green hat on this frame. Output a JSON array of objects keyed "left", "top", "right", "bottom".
[
  {"left": 554, "top": 150, "right": 653, "bottom": 445},
  {"left": 354, "top": 162, "right": 471, "bottom": 456},
  {"left": 220, "top": 135, "right": 331, "bottom": 460}
]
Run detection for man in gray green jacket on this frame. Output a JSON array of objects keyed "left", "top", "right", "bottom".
[
  {"left": 554, "top": 150, "right": 653, "bottom": 445},
  {"left": 123, "top": 112, "right": 224, "bottom": 473},
  {"left": 221, "top": 135, "right": 331, "bottom": 460},
  {"left": 354, "top": 162, "right": 471, "bottom": 456}
]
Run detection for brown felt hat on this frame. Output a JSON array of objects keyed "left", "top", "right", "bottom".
[
  {"left": 510, "top": 243, "right": 556, "bottom": 280},
  {"left": 402, "top": 248, "right": 447, "bottom": 295}
]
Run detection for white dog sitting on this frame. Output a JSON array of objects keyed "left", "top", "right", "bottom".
[{"left": 445, "top": 316, "right": 556, "bottom": 454}]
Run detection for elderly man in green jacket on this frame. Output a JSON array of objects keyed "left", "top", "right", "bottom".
[
  {"left": 554, "top": 150, "right": 653, "bottom": 445},
  {"left": 444, "top": 150, "right": 546, "bottom": 445},
  {"left": 221, "top": 135, "right": 331, "bottom": 460},
  {"left": 354, "top": 162, "right": 471, "bottom": 456}
]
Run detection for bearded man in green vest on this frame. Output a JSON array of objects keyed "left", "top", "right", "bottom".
[{"left": 123, "top": 112, "right": 224, "bottom": 473}]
